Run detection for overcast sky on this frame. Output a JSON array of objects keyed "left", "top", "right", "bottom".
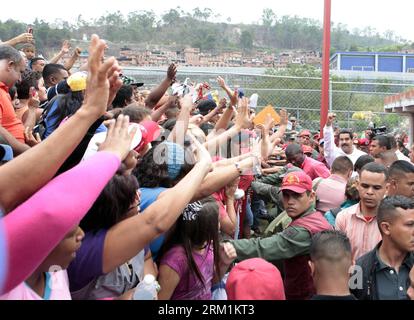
[{"left": 2, "top": 0, "right": 413, "bottom": 41}]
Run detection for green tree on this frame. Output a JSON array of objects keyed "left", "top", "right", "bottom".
[{"left": 240, "top": 30, "right": 253, "bottom": 50}]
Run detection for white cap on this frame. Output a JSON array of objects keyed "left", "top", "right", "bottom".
[{"left": 82, "top": 123, "right": 142, "bottom": 161}]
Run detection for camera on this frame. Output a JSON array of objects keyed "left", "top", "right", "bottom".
[{"left": 367, "top": 125, "right": 387, "bottom": 140}]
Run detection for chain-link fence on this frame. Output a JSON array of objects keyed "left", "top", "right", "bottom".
[{"left": 123, "top": 67, "right": 414, "bottom": 135}]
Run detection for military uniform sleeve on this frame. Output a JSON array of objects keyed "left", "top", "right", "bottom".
[
  {"left": 229, "top": 226, "right": 312, "bottom": 262},
  {"left": 251, "top": 181, "right": 280, "bottom": 203}
]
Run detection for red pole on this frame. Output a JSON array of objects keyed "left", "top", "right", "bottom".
[{"left": 320, "top": 0, "right": 331, "bottom": 137}]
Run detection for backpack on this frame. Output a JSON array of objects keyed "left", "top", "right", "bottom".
[{"left": 33, "top": 95, "right": 61, "bottom": 139}]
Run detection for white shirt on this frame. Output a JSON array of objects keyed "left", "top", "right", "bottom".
[
  {"left": 395, "top": 150, "right": 412, "bottom": 163},
  {"left": 323, "top": 125, "right": 367, "bottom": 167}
]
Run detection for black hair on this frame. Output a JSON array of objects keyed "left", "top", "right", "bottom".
[
  {"left": 285, "top": 143, "right": 303, "bottom": 157},
  {"left": 0, "top": 45, "right": 23, "bottom": 64},
  {"left": 387, "top": 135, "right": 397, "bottom": 150},
  {"left": 354, "top": 155, "right": 375, "bottom": 173},
  {"left": 310, "top": 230, "right": 352, "bottom": 262},
  {"left": 331, "top": 156, "right": 353, "bottom": 175},
  {"left": 15, "top": 69, "right": 41, "bottom": 99},
  {"left": 31, "top": 57, "right": 45, "bottom": 64},
  {"left": 158, "top": 197, "right": 220, "bottom": 289},
  {"left": 42, "top": 63, "right": 66, "bottom": 85},
  {"left": 133, "top": 142, "right": 194, "bottom": 188},
  {"left": 48, "top": 91, "right": 84, "bottom": 127},
  {"left": 197, "top": 100, "right": 217, "bottom": 116},
  {"left": 360, "top": 162, "right": 389, "bottom": 181},
  {"left": 80, "top": 174, "right": 139, "bottom": 233},
  {"left": 377, "top": 196, "right": 414, "bottom": 231},
  {"left": 112, "top": 85, "right": 133, "bottom": 108},
  {"left": 338, "top": 129, "right": 353, "bottom": 140},
  {"left": 389, "top": 160, "right": 414, "bottom": 178},
  {"left": 373, "top": 135, "right": 390, "bottom": 150}
]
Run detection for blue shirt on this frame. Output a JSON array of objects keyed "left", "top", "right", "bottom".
[{"left": 140, "top": 187, "right": 168, "bottom": 260}]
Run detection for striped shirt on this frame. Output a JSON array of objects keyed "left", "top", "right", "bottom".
[{"left": 335, "top": 203, "right": 382, "bottom": 261}]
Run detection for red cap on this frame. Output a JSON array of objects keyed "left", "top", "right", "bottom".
[
  {"left": 357, "top": 138, "right": 370, "bottom": 146},
  {"left": 298, "top": 130, "right": 311, "bottom": 137},
  {"left": 133, "top": 120, "right": 161, "bottom": 152},
  {"left": 280, "top": 171, "right": 313, "bottom": 194},
  {"left": 226, "top": 258, "right": 286, "bottom": 300}
]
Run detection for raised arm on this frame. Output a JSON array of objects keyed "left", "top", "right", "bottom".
[
  {"left": 323, "top": 113, "right": 337, "bottom": 167},
  {"left": 49, "top": 40, "right": 71, "bottom": 65},
  {"left": 0, "top": 34, "right": 121, "bottom": 213},
  {"left": 145, "top": 64, "right": 177, "bottom": 109},
  {"left": 203, "top": 97, "right": 252, "bottom": 154},
  {"left": 64, "top": 47, "right": 82, "bottom": 72},
  {"left": 1, "top": 113, "right": 134, "bottom": 294},
  {"left": 167, "top": 95, "right": 193, "bottom": 144},
  {"left": 101, "top": 136, "right": 212, "bottom": 274},
  {"left": 2, "top": 33, "right": 33, "bottom": 47},
  {"left": 270, "top": 108, "right": 288, "bottom": 142}
]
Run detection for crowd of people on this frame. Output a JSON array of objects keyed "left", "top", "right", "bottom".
[{"left": 0, "top": 31, "right": 413, "bottom": 301}]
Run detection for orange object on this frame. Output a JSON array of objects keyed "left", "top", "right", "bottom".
[{"left": 253, "top": 105, "right": 281, "bottom": 127}]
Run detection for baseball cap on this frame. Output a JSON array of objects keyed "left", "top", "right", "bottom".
[
  {"left": 66, "top": 71, "right": 88, "bottom": 92},
  {"left": 357, "top": 138, "right": 370, "bottom": 146},
  {"left": 120, "top": 75, "right": 144, "bottom": 87},
  {"left": 279, "top": 171, "right": 313, "bottom": 194},
  {"left": 82, "top": 120, "right": 160, "bottom": 160},
  {"left": 226, "top": 258, "right": 286, "bottom": 300},
  {"left": 298, "top": 130, "right": 311, "bottom": 137},
  {"left": 0, "top": 144, "right": 13, "bottom": 162}
]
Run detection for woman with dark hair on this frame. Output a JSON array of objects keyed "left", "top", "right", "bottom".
[
  {"left": 68, "top": 172, "right": 157, "bottom": 300},
  {"left": 157, "top": 197, "right": 234, "bottom": 300}
]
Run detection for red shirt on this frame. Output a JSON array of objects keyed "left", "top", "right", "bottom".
[
  {"left": 0, "top": 82, "right": 25, "bottom": 142},
  {"left": 301, "top": 156, "right": 330, "bottom": 180}
]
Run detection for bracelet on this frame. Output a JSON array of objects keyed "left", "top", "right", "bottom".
[
  {"left": 234, "top": 162, "right": 243, "bottom": 175},
  {"left": 154, "top": 280, "right": 161, "bottom": 293}
]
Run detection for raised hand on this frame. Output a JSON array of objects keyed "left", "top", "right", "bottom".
[
  {"left": 10, "top": 33, "right": 34, "bottom": 45},
  {"left": 263, "top": 113, "right": 275, "bottom": 133},
  {"left": 217, "top": 76, "right": 226, "bottom": 88},
  {"left": 72, "top": 47, "right": 82, "bottom": 58},
  {"left": 230, "top": 89, "right": 238, "bottom": 107},
  {"left": 218, "top": 97, "right": 227, "bottom": 110},
  {"left": 326, "top": 113, "right": 336, "bottom": 127},
  {"left": 179, "top": 94, "right": 194, "bottom": 112},
  {"left": 167, "top": 63, "right": 177, "bottom": 84},
  {"left": 60, "top": 40, "right": 71, "bottom": 54},
  {"left": 82, "top": 34, "right": 121, "bottom": 117},
  {"left": 98, "top": 115, "right": 137, "bottom": 161},
  {"left": 279, "top": 108, "right": 288, "bottom": 126},
  {"left": 234, "top": 97, "right": 252, "bottom": 130}
]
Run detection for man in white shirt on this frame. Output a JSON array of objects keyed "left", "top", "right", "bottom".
[{"left": 323, "top": 113, "right": 367, "bottom": 167}]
